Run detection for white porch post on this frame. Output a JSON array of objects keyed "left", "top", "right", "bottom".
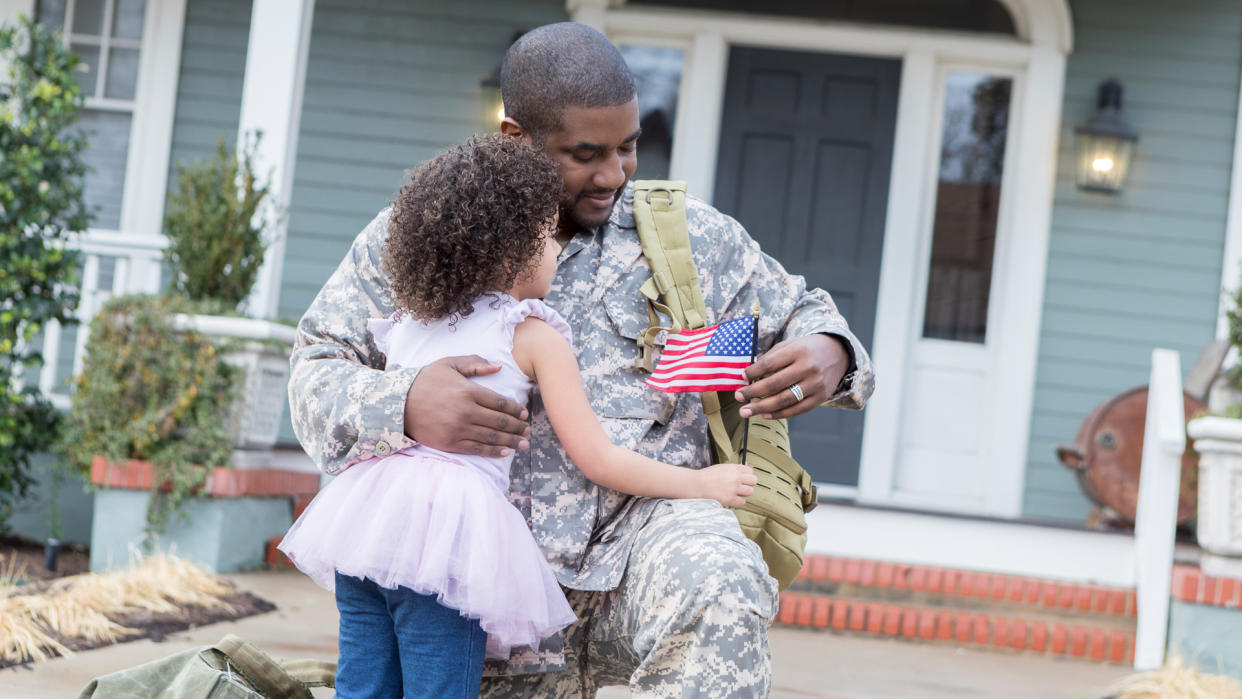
[
  {"left": 1218, "top": 66, "right": 1242, "bottom": 341},
  {"left": 668, "top": 32, "right": 727, "bottom": 204},
  {"left": 567, "top": 0, "right": 608, "bottom": 32},
  {"left": 120, "top": 0, "right": 186, "bottom": 239},
  {"left": 0, "top": 0, "right": 32, "bottom": 22},
  {"left": 1132, "top": 348, "right": 1186, "bottom": 670},
  {"left": 238, "top": 0, "right": 315, "bottom": 320},
  {"left": 0, "top": 0, "right": 32, "bottom": 83}
]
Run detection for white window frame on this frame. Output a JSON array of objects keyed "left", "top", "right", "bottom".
[
  {"left": 30, "top": 0, "right": 185, "bottom": 401},
  {"left": 47, "top": 0, "right": 185, "bottom": 243},
  {"left": 574, "top": 0, "right": 1070, "bottom": 517}
]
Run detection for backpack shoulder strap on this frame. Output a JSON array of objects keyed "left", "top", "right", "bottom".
[
  {"left": 631, "top": 181, "right": 706, "bottom": 331},
  {"left": 632, "top": 179, "right": 737, "bottom": 463}
]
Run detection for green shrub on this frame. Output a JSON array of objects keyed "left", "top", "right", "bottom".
[
  {"left": 59, "top": 294, "right": 240, "bottom": 534},
  {"left": 0, "top": 16, "right": 89, "bottom": 532},
  {"left": 163, "top": 133, "right": 271, "bottom": 308}
]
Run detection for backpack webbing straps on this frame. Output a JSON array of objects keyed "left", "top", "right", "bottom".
[{"left": 632, "top": 180, "right": 737, "bottom": 464}]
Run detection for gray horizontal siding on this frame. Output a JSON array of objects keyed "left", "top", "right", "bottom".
[
  {"left": 165, "top": 0, "right": 253, "bottom": 200},
  {"left": 1021, "top": 0, "right": 1242, "bottom": 523},
  {"left": 277, "top": 0, "right": 567, "bottom": 322}
]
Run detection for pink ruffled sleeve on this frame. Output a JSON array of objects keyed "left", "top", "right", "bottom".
[{"left": 501, "top": 299, "right": 573, "bottom": 349}]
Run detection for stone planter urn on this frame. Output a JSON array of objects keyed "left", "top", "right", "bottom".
[{"left": 1187, "top": 415, "right": 1242, "bottom": 578}]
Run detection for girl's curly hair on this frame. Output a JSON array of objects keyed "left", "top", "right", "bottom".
[{"left": 384, "top": 134, "right": 562, "bottom": 322}]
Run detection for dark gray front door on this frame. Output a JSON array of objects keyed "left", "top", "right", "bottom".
[{"left": 713, "top": 47, "right": 899, "bottom": 486}]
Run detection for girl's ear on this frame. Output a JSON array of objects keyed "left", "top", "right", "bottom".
[{"left": 499, "top": 117, "right": 533, "bottom": 144}]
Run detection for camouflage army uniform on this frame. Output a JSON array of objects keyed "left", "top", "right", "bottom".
[{"left": 288, "top": 183, "right": 874, "bottom": 698}]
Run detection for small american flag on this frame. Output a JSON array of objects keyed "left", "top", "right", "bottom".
[{"left": 645, "top": 316, "right": 754, "bottom": 393}]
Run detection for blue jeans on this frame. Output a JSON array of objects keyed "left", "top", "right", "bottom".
[{"left": 334, "top": 572, "right": 487, "bottom": 698}]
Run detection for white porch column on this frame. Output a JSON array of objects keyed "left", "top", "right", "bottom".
[
  {"left": 668, "top": 32, "right": 727, "bottom": 204},
  {"left": 0, "top": 0, "right": 32, "bottom": 82},
  {"left": 567, "top": 0, "right": 608, "bottom": 32},
  {"left": 1218, "top": 66, "right": 1242, "bottom": 341},
  {"left": 238, "top": 0, "right": 315, "bottom": 320},
  {"left": 0, "top": 0, "right": 32, "bottom": 23}
]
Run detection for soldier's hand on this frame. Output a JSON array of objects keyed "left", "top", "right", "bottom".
[
  {"left": 404, "top": 355, "right": 530, "bottom": 457},
  {"left": 696, "top": 463, "right": 757, "bottom": 508},
  {"left": 734, "top": 334, "right": 849, "bottom": 420}
]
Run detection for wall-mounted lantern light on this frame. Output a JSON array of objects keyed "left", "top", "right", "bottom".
[{"left": 1075, "top": 78, "right": 1138, "bottom": 194}]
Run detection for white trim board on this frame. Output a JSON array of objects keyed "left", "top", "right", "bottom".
[{"left": 806, "top": 502, "right": 1139, "bottom": 587}]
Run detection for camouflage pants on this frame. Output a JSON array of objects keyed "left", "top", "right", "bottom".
[{"left": 480, "top": 499, "right": 779, "bottom": 698}]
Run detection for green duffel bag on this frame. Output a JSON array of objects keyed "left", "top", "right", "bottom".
[{"left": 77, "top": 634, "right": 335, "bottom": 699}]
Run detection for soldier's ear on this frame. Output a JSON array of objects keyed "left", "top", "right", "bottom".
[{"left": 499, "top": 118, "right": 533, "bottom": 145}]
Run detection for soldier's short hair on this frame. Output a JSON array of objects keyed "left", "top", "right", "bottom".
[{"left": 500, "top": 23, "right": 636, "bottom": 142}]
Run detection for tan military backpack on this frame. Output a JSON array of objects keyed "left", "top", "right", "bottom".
[{"left": 631, "top": 180, "right": 817, "bottom": 591}]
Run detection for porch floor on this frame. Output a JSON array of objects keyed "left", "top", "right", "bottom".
[{"left": 0, "top": 570, "right": 1132, "bottom": 698}]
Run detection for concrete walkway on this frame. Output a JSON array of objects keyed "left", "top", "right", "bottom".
[{"left": 2, "top": 570, "right": 1131, "bottom": 698}]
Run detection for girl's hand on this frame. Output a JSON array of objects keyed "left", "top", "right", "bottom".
[{"left": 696, "top": 463, "right": 758, "bottom": 508}]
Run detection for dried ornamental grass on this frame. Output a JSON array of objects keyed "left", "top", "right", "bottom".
[
  {"left": 0, "top": 597, "right": 71, "bottom": 663},
  {"left": 0, "top": 552, "right": 236, "bottom": 664},
  {"left": 1108, "top": 655, "right": 1242, "bottom": 699},
  {"left": 0, "top": 553, "right": 26, "bottom": 590}
]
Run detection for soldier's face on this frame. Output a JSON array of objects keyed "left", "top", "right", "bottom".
[{"left": 541, "top": 100, "right": 640, "bottom": 233}]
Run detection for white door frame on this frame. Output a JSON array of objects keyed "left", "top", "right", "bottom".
[{"left": 578, "top": 0, "right": 1071, "bottom": 517}]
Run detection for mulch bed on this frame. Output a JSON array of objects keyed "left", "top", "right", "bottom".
[
  {"left": 0, "top": 536, "right": 276, "bottom": 670},
  {"left": 0, "top": 534, "right": 91, "bottom": 583}
]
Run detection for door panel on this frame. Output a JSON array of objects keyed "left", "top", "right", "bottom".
[{"left": 714, "top": 47, "right": 900, "bottom": 486}]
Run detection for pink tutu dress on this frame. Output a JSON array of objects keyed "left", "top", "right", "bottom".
[{"left": 279, "top": 294, "right": 577, "bottom": 660}]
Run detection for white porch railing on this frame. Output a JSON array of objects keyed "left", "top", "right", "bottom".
[
  {"left": 33, "top": 229, "right": 168, "bottom": 409},
  {"left": 1132, "top": 348, "right": 1186, "bottom": 670}
]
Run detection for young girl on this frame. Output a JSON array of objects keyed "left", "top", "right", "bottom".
[{"left": 279, "top": 134, "right": 756, "bottom": 699}]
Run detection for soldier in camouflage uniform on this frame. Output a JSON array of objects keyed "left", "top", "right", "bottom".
[{"left": 288, "top": 23, "right": 874, "bottom": 698}]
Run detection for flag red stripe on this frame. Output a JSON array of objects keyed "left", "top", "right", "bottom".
[{"left": 647, "top": 371, "right": 748, "bottom": 383}]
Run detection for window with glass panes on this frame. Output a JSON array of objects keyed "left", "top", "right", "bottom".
[{"left": 37, "top": 0, "right": 146, "bottom": 231}]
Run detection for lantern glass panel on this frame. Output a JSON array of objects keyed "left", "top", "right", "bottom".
[
  {"left": 1075, "top": 133, "right": 1134, "bottom": 193},
  {"left": 921, "top": 72, "right": 1012, "bottom": 344}
]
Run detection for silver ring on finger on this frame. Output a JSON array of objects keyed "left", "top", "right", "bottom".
[{"left": 788, "top": 383, "right": 805, "bottom": 402}]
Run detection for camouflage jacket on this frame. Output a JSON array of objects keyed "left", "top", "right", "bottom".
[{"left": 288, "top": 183, "right": 875, "bottom": 591}]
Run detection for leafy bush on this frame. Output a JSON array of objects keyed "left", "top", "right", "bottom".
[
  {"left": 163, "top": 133, "right": 271, "bottom": 308},
  {"left": 0, "top": 16, "right": 89, "bottom": 531},
  {"left": 59, "top": 295, "right": 239, "bottom": 534}
]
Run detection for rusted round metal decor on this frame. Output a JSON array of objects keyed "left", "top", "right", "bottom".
[{"left": 1055, "top": 387, "right": 1202, "bottom": 525}]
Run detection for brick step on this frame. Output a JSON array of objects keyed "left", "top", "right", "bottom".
[
  {"left": 792, "top": 554, "right": 1136, "bottom": 621},
  {"left": 777, "top": 590, "right": 1136, "bottom": 665}
]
